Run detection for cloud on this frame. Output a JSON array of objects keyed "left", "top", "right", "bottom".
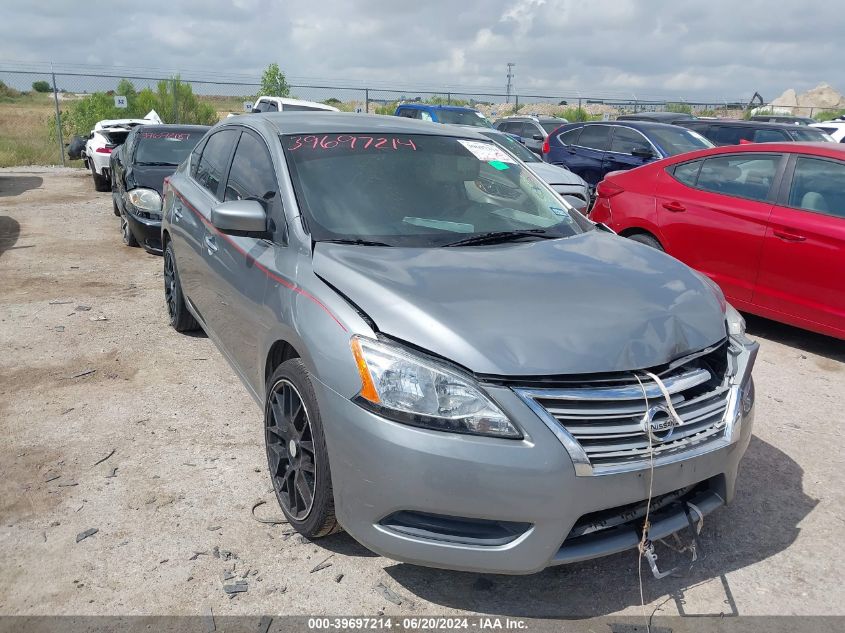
[{"left": 0, "top": 0, "right": 841, "bottom": 101}]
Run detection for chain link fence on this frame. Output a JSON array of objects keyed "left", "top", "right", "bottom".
[{"left": 2, "top": 66, "right": 844, "bottom": 167}]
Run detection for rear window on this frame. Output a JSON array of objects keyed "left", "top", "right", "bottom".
[
  {"left": 788, "top": 127, "right": 832, "bottom": 142},
  {"left": 541, "top": 121, "right": 564, "bottom": 134},
  {"left": 102, "top": 131, "right": 130, "bottom": 146},
  {"left": 135, "top": 131, "right": 203, "bottom": 166},
  {"left": 435, "top": 110, "right": 492, "bottom": 127},
  {"left": 647, "top": 127, "right": 712, "bottom": 155},
  {"left": 283, "top": 104, "right": 330, "bottom": 112}
]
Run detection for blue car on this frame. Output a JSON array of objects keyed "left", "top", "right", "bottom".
[
  {"left": 544, "top": 121, "right": 713, "bottom": 186},
  {"left": 394, "top": 103, "right": 492, "bottom": 127}
]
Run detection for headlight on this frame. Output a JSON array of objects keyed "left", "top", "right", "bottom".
[
  {"left": 349, "top": 336, "right": 521, "bottom": 439},
  {"left": 128, "top": 188, "right": 162, "bottom": 213},
  {"left": 725, "top": 303, "right": 746, "bottom": 338}
]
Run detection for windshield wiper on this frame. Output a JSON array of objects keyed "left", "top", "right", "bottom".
[
  {"left": 443, "top": 229, "right": 554, "bottom": 247},
  {"left": 320, "top": 238, "right": 393, "bottom": 247},
  {"left": 136, "top": 161, "right": 179, "bottom": 166}
]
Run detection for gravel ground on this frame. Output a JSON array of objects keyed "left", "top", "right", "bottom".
[{"left": 1, "top": 168, "right": 843, "bottom": 618}]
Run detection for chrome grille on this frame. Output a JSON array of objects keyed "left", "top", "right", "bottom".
[{"left": 514, "top": 352, "right": 737, "bottom": 476}]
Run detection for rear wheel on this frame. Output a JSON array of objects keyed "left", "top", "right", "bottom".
[
  {"left": 121, "top": 216, "right": 139, "bottom": 247},
  {"left": 163, "top": 241, "right": 199, "bottom": 332},
  {"left": 265, "top": 359, "right": 339, "bottom": 538},
  {"left": 627, "top": 232, "right": 664, "bottom": 251},
  {"left": 91, "top": 163, "right": 110, "bottom": 192}
]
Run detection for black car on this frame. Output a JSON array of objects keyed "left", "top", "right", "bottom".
[
  {"left": 616, "top": 111, "right": 697, "bottom": 124},
  {"left": 677, "top": 119, "right": 832, "bottom": 145},
  {"left": 111, "top": 124, "right": 209, "bottom": 253}
]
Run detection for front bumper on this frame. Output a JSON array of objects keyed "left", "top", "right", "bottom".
[
  {"left": 124, "top": 206, "right": 163, "bottom": 254},
  {"left": 313, "top": 350, "right": 756, "bottom": 574}
]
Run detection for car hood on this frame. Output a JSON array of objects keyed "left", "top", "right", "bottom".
[
  {"left": 527, "top": 162, "right": 588, "bottom": 188},
  {"left": 127, "top": 165, "right": 178, "bottom": 194},
  {"left": 312, "top": 232, "right": 726, "bottom": 376}
]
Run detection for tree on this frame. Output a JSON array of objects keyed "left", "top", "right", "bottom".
[
  {"left": 32, "top": 80, "right": 52, "bottom": 93},
  {"left": 153, "top": 76, "right": 217, "bottom": 125},
  {"left": 259, "top": 63, "right": 290, "bottom": 97}
]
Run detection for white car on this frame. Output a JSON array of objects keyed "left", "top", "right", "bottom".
[
  {"left": 84, "top": 110, "right": 161, "bottom": 191},
  {"left": 251, "top": 96, "right": 339, "bottom": 113},
  {"left": 811, "top": 120, "right": 845, "bottom": 142}
]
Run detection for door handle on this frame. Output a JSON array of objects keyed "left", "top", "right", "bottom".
[
  {"left": 773, "top": 230, "right": 806, "bottom": 242},
  {"left": 662, "top": 201, "right": 686, "bottom": 213},
  {"left": 205, "top": 234, "right": 218, "bottom": 254}
]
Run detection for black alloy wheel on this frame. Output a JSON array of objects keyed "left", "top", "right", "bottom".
[{"left": 266, "top": 379, "right": 317, "bottom": 521}]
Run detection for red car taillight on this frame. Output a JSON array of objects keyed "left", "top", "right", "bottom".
[
  {"left": 542, "top": 138, "right": 550, "bottom": 154},
  {"left": 95, "top": 147, "right": 112, "bottom": 154},
  {"left": 596, "top": 180, "right": 624, "bottom": 198}
]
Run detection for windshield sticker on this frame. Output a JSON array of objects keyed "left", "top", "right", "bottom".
[
  {"left": 488, "top": 160, "right": 510, "bottom": 171},
  {"left": 457, "top": 140, "right": 515, "bottom": 163},
  {"left": 550, "top": 206, "right": 567, "bottom": 216},
  {"left": 140, "top": 132, "right": 191, "bottom": 140},
  {"left": 287, "top": 135, "right": 417, "bottom": 151}
]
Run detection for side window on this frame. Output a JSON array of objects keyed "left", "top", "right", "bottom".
[
  {"left": 397, "top": 108, "right": 418, "bottom": 119},
  {"left": 610, "top": 126, "right": 649, "bottom": 154},
  {"left": 224, "top": 132, "right": 278, "bottom": 205},
  {"left": 499, "top": 122, "right": 519, "bottom": 134},
  {"left": 696, "top": 154, "right": 780, "bottom": 202},
  {"left": 671, "top": 160, "right": 702, "bottom": 186},
  {"left": 521, "top": 122, "right": 541, "bottom": 139},
  {"left": 709, "top": 126, "right": 744, "bottom": 145},
  {"left": 558, "top": 127, "right": 582, "bottom": 146},
  {"left": 577, "top": 125, "right": 611, "bottom": 151},
  {"left": 189, "top": 137, "right": 208, "bottom": 178},
  {"left": 419, "top": 110, "right": 434, "bottom": 122},
  {"left": 788, "top": 157, "right": 845, "bottom": 218},
  {"left": 194, "top": 129, "right": 238, "bottom": 200},
  {"left": 252, "top": 100, "right": 265, "bottom": 113},
  {"left": 264, "top": 101, "right": 279, "bottom": 112},
  {"left": 753, "top": 129, "right": 789, "bottom": 143}
]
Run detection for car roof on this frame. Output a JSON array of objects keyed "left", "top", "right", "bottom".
[
  {"left": 396, "top": 103, "right": 480, "bottom": 113},
  {"left": 562, "top": 120, "right": 689, "bottom": 132},
  {"left": 241, "top": 112, "right": 493, "bottom": 138},
  {"left": 133, "top": 124, "right": 210, "bottom": 133},
  {"left": 256, "top": 96, "right": 340, "bottom": 111},
  {"left": 618, "top": 112, "right": 695, "bottom": 121},
  {"left": 650, "top": 141, "right": 845, "bottom": 165},
  {"left": 681, "top": 119, "right": 820, "bottom": 130}
]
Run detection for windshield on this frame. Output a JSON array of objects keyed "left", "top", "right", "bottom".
[
  {"left": 648, "top": 127, "right": 713, "bottom": 156},
  {"left": 788, "top": 127, "right": 833, "bottom": 142},
  {"left": 436, "top": 110, "right": 493, "bottom": 127},
  {"left": 480, "top": 131, "right": 540, "bottom": 163},
  {"left": 134, "top": 131, "right": 203, "bottom": 166},
  {"left": 283, "top": 133, "right": 590, "bottom": 247}
]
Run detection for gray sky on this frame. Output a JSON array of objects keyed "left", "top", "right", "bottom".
[{"left": 1, "top": 0, "right": 842, "bottom": 100}]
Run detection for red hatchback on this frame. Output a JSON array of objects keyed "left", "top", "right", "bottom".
[{"left": 591, "top": 142, "right": 845, "bottom": 339}]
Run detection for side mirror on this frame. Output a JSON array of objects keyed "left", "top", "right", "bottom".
[
  {"left": 532, "top": 134, "right": 544, "bottom": 141},
  {"left": 631, "top": 146, "right": 654, "bottom": 159},
  {"left": 211, "top": 199, "right": 267, "bottom": 235}
]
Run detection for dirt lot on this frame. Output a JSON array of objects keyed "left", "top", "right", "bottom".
[{"left": 1, "top": 168, "right": 844, "bottom": 619}]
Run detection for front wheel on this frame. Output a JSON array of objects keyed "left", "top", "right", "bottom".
[
  {"left": 163, "top": 241, "right": 199, "bottom": 332},
  {"left": 265, "top": 359, "right": 339, "bottom": 538},
  {"left": 121, "top": 216, "right": 138, "bottom": 247}
]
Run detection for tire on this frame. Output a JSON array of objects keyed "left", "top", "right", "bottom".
[
  {"left": 628, "top": 232, "right": 664, "bottom": 251},
  {"left": 121, "top": 215, "right": 139, "bottom": 247},
  {"left": 265, "top": 359, "right": 339, "bottom": 538},
  {"left": 163, "top": 241, "right": 199, "bottom": 332},
  {"left": 91, "top": 163, "right": 110, "bottom": 192}
]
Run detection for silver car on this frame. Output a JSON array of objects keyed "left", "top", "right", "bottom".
[{"left": 161, "top": 113, "right": 758, "bottom": 574}]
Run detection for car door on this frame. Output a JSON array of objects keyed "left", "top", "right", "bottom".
[
  {"left": 654, "top": 152, "right": 784, "bottom": 303},
  {"left": 754, "top": 154, "right": 845, "bottom": 334},
  {"left": 562, "top": 124, "right": 611, "bottom": 186},
  {"left": 603, "top": 126, "right": 656, "bottom": 174},
  {"left": 203, "top": 129, "right": 282, "bottom": 393},
  {"left": 174, "top": 128, "right": 239, "bottom": 320},
  {"left": 521, "top": 122, "right": 544, "bottom": 154}
]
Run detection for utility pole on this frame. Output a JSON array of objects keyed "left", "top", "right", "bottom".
[{"left": 506, "top": 63, "right": 515, "bottom": 104}]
